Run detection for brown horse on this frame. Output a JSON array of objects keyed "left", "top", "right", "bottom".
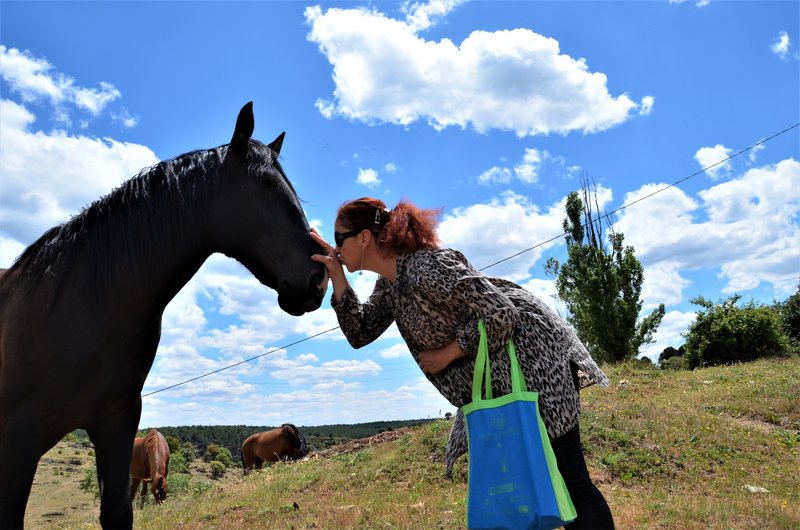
[
  {"left": 129, "top": 429, "right": 170, "bottom": 508},
  {"left": 242, "top": 424, "right": 308, "bottom": 473},
  {"left": 0, "top": 103, "right": 327, "bottom": 529}
]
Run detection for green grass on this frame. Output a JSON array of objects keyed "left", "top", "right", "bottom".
[{"left": 26, "top": 356, "right": 800, "bottom": 529}]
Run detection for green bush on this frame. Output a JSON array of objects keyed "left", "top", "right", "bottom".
[
  {"left": 169, "top": 451, "right": 189, "bottom": 474},
  {"left": 79, "top": 466, "right": 99, "bottom": 500},
  {"left": 204, "top": 443, "right": 221, "bottom": 463},
  {"left": 683, "top": 295, "right": 789, "bottom": 369},
  {"left": 165, "top": 435, "right": 181, "bottom": 454},
  {"left": 661, "top": 356, "right": 684, "bottom": 370},
  {"left": 213, "top": 446, "right": 234, "bottom": 468},
  {"left": 775, "top": 283, "right": 800, "bottom": 351},
  {"left": 209, "top": 460, "right": 226, "bottom": 479},
  {"left": 166, "top": 473, "right": 193, "bottom": 496},
  {"left": 181, "top": 441, "right": 197, "bottom": 463}
]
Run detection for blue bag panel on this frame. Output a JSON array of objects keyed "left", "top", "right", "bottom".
[{"left": 466, "top": 398, "right": 569, "bottom": 530}]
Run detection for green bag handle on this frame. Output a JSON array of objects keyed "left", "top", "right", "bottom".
[{"left": 472, "top": 319, "right": 527, "bottom": 403}]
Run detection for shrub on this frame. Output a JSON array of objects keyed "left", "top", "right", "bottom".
[
  {"left": 209, "top": 460, "right": 226, "bottom": 479},
  {"left": 167, "top": 473, "right": 193, "bottom": 496},
  {"left": 169, "top": 451, "right": 189, "bottom": 474},
  {"left": 79, "top": 466, "right": 99, "bottom": 500},
  {"left": 775, "top": 283, "right": 800, "bottom": 351},
  {"left": 204, "top": 443, "right": 221, "bottom": 463},
  {"left": 658, "top": 345, "right": 684, "bottom": 364},
  {"left": 181, "top": 442, "right": 197, "bottom": 463},
  {"left": 661, "top": 356, "right": 684, "bottom": 370},
  {"left": 213, "top": 446, "right": 234, "bottom": 468},
  {"left": 683, "top": 295, "right": 789, "bottom": 369},
  {"left": 165, "top": 435, "right": 181, "bottom": 454}
]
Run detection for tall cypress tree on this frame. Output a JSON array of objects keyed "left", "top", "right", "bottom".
[{"left": 545, "top": 181, "right": 664, "bottom": 364}]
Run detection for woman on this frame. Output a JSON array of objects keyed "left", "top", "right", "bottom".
[{"left": 311, "top": 197, "right": 614, "bottom": 529}]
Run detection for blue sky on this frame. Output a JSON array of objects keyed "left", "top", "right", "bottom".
[{"left": 1, "top": 0, "right": 798, "bottom": 428}]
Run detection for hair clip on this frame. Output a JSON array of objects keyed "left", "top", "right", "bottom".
[{"left": 375, "top": 208, "right": 381, "bottom": 224}]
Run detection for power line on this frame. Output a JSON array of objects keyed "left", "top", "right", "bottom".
[
  {"left": 144, "top": 121, "right": 799, "bottom": 397},
  {"left": 479, "top": 121, "right": 800, "bottom": 271}
]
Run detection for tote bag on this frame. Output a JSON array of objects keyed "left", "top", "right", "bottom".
[{"left": 462, "top": 321, "right": 577, "bottom": 530}]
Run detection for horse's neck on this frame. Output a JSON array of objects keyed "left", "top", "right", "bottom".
[{"left": 96, "top": 172, "right": 213, "bottom": 313}]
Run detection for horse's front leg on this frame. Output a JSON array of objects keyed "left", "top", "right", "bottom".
[
  {"left": 140, "top": 481, "right": 148, "bottom": 509},
  {"left": 0, "top": 408, "right": 52, "bottom": 529},
  {"left": 129, "top": 477, "right": 140, "bottom": 506},
  {"left": 87, "top": 399, "right": 140, "bottom": 529}
]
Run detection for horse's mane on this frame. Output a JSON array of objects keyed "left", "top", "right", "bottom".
[{"left": 9, "top": 139, "right": 282, "bottom": 282}]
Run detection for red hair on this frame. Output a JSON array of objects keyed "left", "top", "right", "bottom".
[{"left": 336, "top": 197, "right": 440, "bottom": 255}]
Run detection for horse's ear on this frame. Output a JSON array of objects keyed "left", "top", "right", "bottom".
[
  {"left": 268, "top": 132, "right": 286, "bottom": 156},
  {"left": 228, "top": 102, "right": 254, "bottom": 158}
]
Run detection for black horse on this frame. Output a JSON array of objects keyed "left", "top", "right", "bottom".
[{"left": 0, "top": 102, "right": 326, "bottom": 528}]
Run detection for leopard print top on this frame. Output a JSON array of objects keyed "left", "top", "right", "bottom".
[{"left": 331, "top": 248, "right": 609, "bottom": 439}]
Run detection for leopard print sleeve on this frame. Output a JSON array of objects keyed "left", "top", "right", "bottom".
[
  {"left": 410, "top": 249, "right": 518, "bottom": 359},
  {"left": 331, "top": 279, "right": 395, "bottom": 348}
]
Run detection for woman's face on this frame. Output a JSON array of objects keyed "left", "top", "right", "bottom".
[{"left": 334, "top": 220, "right": 362, "bottom": 273}]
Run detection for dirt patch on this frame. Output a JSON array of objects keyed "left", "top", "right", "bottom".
[{"left": 307, "top": 427, "right": 415, "bottom": 459}]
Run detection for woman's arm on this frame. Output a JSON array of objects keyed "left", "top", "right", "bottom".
[
  {"left": 310, "top": 229, "right": 395, "bottom": 348},
  {"left": 415, "top": 249, "right": 518, "bottom": 372}
]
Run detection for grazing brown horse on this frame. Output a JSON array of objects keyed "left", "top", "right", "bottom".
[
  {"left": 0, "top": 103, "right": 327, "bottom": 529},
  {"left": 130, "top": 429, "right": 170, "bottom": 508},
  {"left": 242, "top": 424, "right": 308, "bottom": 473}
]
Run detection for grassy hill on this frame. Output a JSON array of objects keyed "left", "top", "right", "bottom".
[{"left": 25, "top": 356, "right": 799, "bottom": 529}]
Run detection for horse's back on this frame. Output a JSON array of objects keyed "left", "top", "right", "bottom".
[
  {"left": 144, "top": 429, "right": 170, "bottom": 473},
  {"left": 130, "top": 437, "right": 150, "bottom": 480}
]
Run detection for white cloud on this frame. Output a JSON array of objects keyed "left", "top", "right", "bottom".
[
  {"left": 639, "top": 310, "right": 696, "bottom": 362},
  {"left": 668, "top": 0, "right": 710, "bottom": 7},
  {"left": 437, "top": 190, "right": 595, "bottom": 282},
  {"left": 748, "top": 142, "right": 766, "bottom": 164},
  {"left": 384, "top": 162, "right": 399, "bottom": 173},
  {"left": 694, "top": 144, "right": 732, "bottom": 180},
  {"left": 305, "top": 4, "right": 639, "bottom": 136},
  {"left": 514, "top": 148, "right": 544, "bottom": 184},
  {"left": 477, "top": 166, "right": 512, "bottom": 185},
  {"left": 615, "top": 158, "right": 800, "bottom": 302},
  {"left": 402, "top": 0, "right": 467, "bottom": 32},
  {"left": 379, "top": 343, "right": 410, "bottom": 359},
  {"left": 356, "top": 167, "right": 381, "bottom": 187},
  {"left": 476, "top": 147, "right": 572, "bottom": 186},
  {"left": 0, "top": 99, "right": 159, "bottom": 249},
  {"left": 111, "top": 108, "right": 138, "bottom": 128},
  {"left": 0, "top": 46, "right": 121, "bottom": 118},
  {"left": 770, "top": 31, "right": 791, "bottom": 60},
  {"left": 639, "top": 95, "right": 655, "bottom": 115}
]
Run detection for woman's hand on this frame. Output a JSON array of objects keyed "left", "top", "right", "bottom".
[
  {"left": 418, "top": 341, "right": 465, "bottom": 376},
  {"left": 310, "top": 228, "right": 348, "bottom": 301}
]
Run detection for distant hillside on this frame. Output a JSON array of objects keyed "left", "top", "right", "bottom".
[
  {"left": 72, "top": 419, "right": 438, "bottom": 462},
  {"left": 27, "top": 356, "right": 799, "bottom": 529}
]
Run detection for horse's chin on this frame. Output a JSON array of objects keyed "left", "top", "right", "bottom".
[{"left": 277, "top": 291, "right": 323, "bottom": 316}]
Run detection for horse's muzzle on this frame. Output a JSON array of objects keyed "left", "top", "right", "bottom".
[{"left": 278, "top": 269, "right": 327, "bottom": 316}]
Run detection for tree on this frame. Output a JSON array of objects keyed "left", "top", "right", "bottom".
[
  {"left": 545, "top": 183, "right": 664, "bottom": 364},
  {"left": 658, "top": 345, "right": 685, "bottom": 364},
  {"left": 774, "top": 282, "right": 800, "bottom": 351},
  {"left": 683, "top": 295, "right": 789, "bottom": 369}
]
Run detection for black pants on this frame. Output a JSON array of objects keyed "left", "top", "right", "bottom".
[{"left": 551, "top": 424, "right": 615, "bottom": 529}]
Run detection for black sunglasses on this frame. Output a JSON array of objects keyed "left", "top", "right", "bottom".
[{"left": 334, "top": 229, "right": 361, "bottom": 247}]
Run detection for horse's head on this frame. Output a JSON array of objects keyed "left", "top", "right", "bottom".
[
  {"left": 282, "top": 423, "right": 309, "bottom": 460},
  {"left": 209, "top": 103, "right": 327, "bottom": 316},
  {"left": 152, "top": 475, "right": 167, "bottom": 504}
]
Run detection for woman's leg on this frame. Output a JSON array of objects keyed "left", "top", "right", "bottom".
[{"left": 551, "top": 424, "right": 615, "bottom": 529}]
